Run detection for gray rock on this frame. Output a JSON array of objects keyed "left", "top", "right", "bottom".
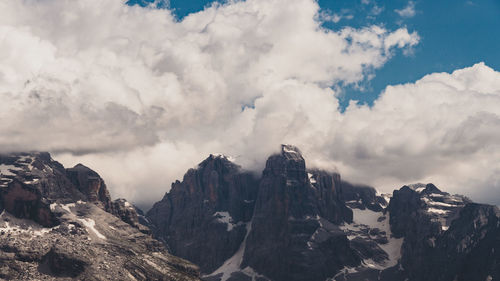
[
  {"left": 147, "top": 154, "right": 259, "bottom": 273},
  {"left": 0, "top": 152, "right": 201, "bottom": 281}
]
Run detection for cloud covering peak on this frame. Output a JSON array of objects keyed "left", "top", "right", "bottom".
[{"left": 1, "top": 0, "right": 498, "bottom": 206}]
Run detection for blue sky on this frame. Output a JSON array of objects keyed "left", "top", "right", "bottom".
[{"left": 128, "top": 0, "right": 500, "bottom": 108}]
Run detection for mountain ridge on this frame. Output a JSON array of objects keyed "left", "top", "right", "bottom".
[
  {"left": 0, "top": 151, "right": 201, "bottom": 280},
  {"left": 1, "top": 147, "right": 497, "bottom": 281},
  {"left": 147, "top": 144, "right": 499, "bottom": 281}
]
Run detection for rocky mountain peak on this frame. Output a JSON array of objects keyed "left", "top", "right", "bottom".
[
  {"left": 66, "top": 163, "right": 113, "bottom": 212},
  {"left": 381, "top": 184, "right": 499, "bottom": 281},
  {"left": 0, "top": 151, "right": 201, "bottom": 280},
  {"left": 200, "top": 154, "right": 239, "bottom": 170},
  {"left": 263, "top": 144, "right": 307, "bottom": 185},
  {"left": 280, "top": 144, "right": 304, "bottom": 160},
  {"left": 407, "top": 183, "right": 445, "bottom": 195},
  {"left": 111, "top": 198, "right": 151, "bottom": 234},
  {"left": 147, "top": 153, "right": 259, "bottom": 273}
]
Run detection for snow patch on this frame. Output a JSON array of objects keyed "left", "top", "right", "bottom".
[
  {"left": 307, "top": 215, "right": 324, "bottom": 249},
  {"left": 424, "top": 200, "right": 456, "bottom": 208},
  {"left": 427, "top": 208, "right": 449, "bottom": 214},
  {"left": 207, "top": 222, "right": 252, "bottom": 281},
  {"left": 340, "top": 208, "right": 403, "bottom": 268},
  {"left": 415, "top": 187, "right": 426, "bottom": 193},
  {"left": 381, "top": 193, "right": 392, "bottom": 205},
  {"left": 0, "top": 164, "right": 18, "bottom": 176},
  {"left": 213, "top": 211, "right": 242, "bottom": 231},
  {"left": 211, "top": 153, "right": 236, "bottom": 162},
  {"left": 0, "top": 221, "right": 56, "bottom": 237},
  {"left": 23, "top": 179, "right": 39, "bottom": 185},
  {"left": 351, "top": 208, "right": 382, "bottom": 227},
  {"left": 308, "top": 173, "right": 316, "bottom": 184},
  {"left": 124, "top": 201, "right": 134, "bottom": 209},
  {"left": 282, "top": 145, "right": 298, "bottom": 154},
  {"left": 422, "top": 197, "right": 459, "bottom": 208},
  {"left": 78, "top": 218, "right": 106, "bottom": 240},
  {"left": 241, "top": 266, "right": 268, "bottom": 280}
]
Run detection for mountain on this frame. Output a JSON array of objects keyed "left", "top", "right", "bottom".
[
  {"left": 147, "top": 145, "right": 500, "bottom": 281},
  {"left": 0, "top": 152, "right": 200, "bottom": 280},
  {"left": 2, "top": 148, "right": 496, "bottom": 281},
  {"left": 147, "top": 154, "right": 260, "bottom": 273}
]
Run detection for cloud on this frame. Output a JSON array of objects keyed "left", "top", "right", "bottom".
[
  {"left": 395, "top": 1, "right": 416, "bottom": 18},
  {"left": 319, "top": 11, "right": 344, "bottom": 23},
  {"left": 335, "top": 63, "right": 500, "bottom": 204},
  {"left": 4, "top": 0, "right": 499, "bottom": 207},
  {"left": 370, "top": 5, "right": 384, "bottom": 16}
]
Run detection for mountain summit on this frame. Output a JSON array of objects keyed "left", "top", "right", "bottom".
[
  {"left": 1, "top": 148, "right": 497, "bottom": 281},
  {"left": 147, "top": 145, "right": 500, "bottom": 281}
]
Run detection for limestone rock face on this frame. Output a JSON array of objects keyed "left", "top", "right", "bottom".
[
  {"left": 147, "top": 154, "right": 260, "bottom": 273},
  {"left": 66, "top": 163, "right": 114, "bottom": 212},
  {"left": 341, "top": 181, "right": 386, "bottom": 212},
  {"left": 380, "top": 184, "right": 499, "bottom": 281},
  {"left": 0, "top": 152, "right": 201, "bottom": 281},
  {"left": 242, "top": 145, "right": 357, "bottom": 281},
  {"left": 111, "top": 198, "right": 151, "bottom": 234},
  {"left": 147, "top": 146, "right": 500, "bottom": 281},
  {"left": 148, "top": 145, "right": 360, "bottom": 281}
]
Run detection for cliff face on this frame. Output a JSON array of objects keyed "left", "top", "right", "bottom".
[
  {"left": 147, "top": 145, "right": 500, "bottom": 281},
  {"left": 241, "top": 145, "right": 357, "bottom": 281},
  {"left": 380, "top": 184, "right": 499, "bottom": 281},
  {"left": 66, "top": 163, "right": 114, "bottom": 213},
  {"left": 148, "top": 145, "right": 368, "bottom": 281},
  {"left": 147, "top": 154, "right": 260, "bottom": 273},
  {"left": 0, "top": 152, "right": 201, "bottom": 281}
]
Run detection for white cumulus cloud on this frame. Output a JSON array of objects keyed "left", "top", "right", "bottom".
[{"left": 2, "top": 0, "right": 498, "bottom": 207}]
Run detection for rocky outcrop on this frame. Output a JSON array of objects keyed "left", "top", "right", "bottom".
[
  {"left": 0, "top": 152, "right": 154, "bottom": 231},
  {"left": 147, "top": 154, "right": 259, "bottom": 273},
  {"left": 39, "top": 246, "right": 90, "bottom": 278},
  {"left": 0, "top": 152, "right": 201, "bottom": 281},
  {"left": 379, "top": 184, "right": 499, "bottom": 281},
  {"left": 341, "top": 181, "right": 386, "bottom": 212},
  {"left": 0, "top": 152, "right": 80, "bottom": 227},
  {"left": 0, "top": 202, "right": 201, "bottom": 281},
  {"left": 66, "top": 163, "right": 114, "bottom": 212},
  {"left": 0, "top": 152, "right": 85, "bottom": 202},
  {"left": 0, "top": 153, "right": 112, "bottom": 217},
  {"left": 111, "top": 198, "right": 151, "bottom": 234},
  {"left": 0, "top": 179, "right": 58, "bottom": 227}
]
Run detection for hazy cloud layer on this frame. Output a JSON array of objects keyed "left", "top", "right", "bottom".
[{"left": 1, "top": 0, "right": 498, "bottom": 206}]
